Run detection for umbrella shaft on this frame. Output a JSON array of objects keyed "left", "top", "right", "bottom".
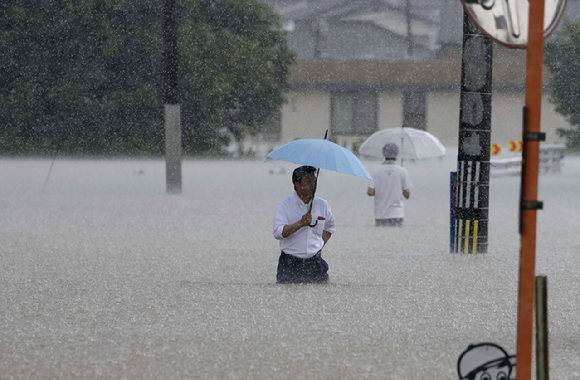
[{"left": 308, "top": 168, "right": 321, "bottom": 214}]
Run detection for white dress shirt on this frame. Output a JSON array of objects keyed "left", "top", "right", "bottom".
[{"left": 273, "top": 191, "right": 336, "bottom": 259}]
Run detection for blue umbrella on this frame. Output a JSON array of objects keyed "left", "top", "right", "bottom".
[
  {"left": 266, "top": 133, "right": 371, "bottom": 226},
  {"left": 266, "top": 138, "right": 372, "bottom": 180}
]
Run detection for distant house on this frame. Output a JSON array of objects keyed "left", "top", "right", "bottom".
[{"left": 257, "top": 0, "right": 578, "bottom": 150}]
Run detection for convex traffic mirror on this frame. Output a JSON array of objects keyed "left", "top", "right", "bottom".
[{"left": 460, "top": 0, "right": 567, "bottom": 48}]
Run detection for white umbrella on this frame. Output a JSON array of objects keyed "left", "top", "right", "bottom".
[{"left": 359, "top": 127, "right": 446, "bottom": 164}]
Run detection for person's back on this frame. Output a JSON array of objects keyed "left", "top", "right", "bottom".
[
  {"left": 367, "top": 143, "right": 411, "bottom": 227},
  {"left": 370, "top": 163, "right": 409, "bottom": 218}
]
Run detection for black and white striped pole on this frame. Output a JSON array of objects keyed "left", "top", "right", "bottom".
[{"left": 452, "top": 12, "right": 493, "bottom": 254}]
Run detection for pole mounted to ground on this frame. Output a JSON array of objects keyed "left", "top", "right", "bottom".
[
  {"left": 517, "top": 1, "right": 546, "bottom": 377},
  {"left": 164, "top": 0, "right": 182, "bottom": 194},
  {"left": 459, "top": 0, "right": 568, "bottom": 377},
  {"left": 452, "top": 11, "right": 493, "bottom": 254}
]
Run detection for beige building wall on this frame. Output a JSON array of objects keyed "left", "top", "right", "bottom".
[
  {"left": 318, "top": 91, "right": 404, "bottom": 149},
  {"left": 426, "top": 91, "right": 566, "bottom": 148},
  {"left": 378, "top": 92, "right": 403, "bottom": 131},
  {"left": 281, "top": 90, "right": 330, "bottom": 143},
  {"left": 328, "top": 92, "right": 405, "bottom": 151},
  {"left": 426, "top": 92, "right": 460, "bottom": 145},
  {"left": 490, "top": 92, "right": 523, "bottom": 146},
  {"left": 280, "top": 90, "right": 405, "bottom": 149},
  {"left": 491, "top": 93, "right": 565, "bottom": 146},
  {"left": 280, "top": 89, "right": 567, "bottom": 149}
]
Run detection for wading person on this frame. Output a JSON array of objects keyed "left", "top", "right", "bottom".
[
  {"left": 367, "top": 143, "right": 412, "bottom": 227},
  {"left": 273, "top": 165, "right": 335, "bottom": 283}
]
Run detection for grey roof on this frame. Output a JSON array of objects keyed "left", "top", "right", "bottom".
[
  {"left": 258, "top": 0, "right": 580, "bottom": 47},
  {"left": 258, "top": 0, "right": 443, "bottom": 23}
]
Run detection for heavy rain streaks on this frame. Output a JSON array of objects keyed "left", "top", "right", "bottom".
[
  {"left": 1, "top": 154, "right": 580, "bottom": 378},
  {"left": 2, "top": 0, "right": 580, "bottom": 378}
]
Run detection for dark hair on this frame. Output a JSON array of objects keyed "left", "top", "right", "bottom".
[
  {"left": 382, "top": 142, "right": 399, "bottom": 159},
  {"left": 292, "top": 165, "right": 317, "bottom": 183}
]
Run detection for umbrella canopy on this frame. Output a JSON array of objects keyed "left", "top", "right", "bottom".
[
  {"left": 359, "top": 127, "right": 446, "bottom": 160},
  {"left": 266, "top": 138, "right": 372, "bottom": 180}
]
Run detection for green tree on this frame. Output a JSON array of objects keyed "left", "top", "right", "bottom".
[
  {"left": 545, "top": 19, "right": 580, "bottom": 151},
  {"left": 0, "top": 1, "right": 164, "bottom": 155},
  {"left": 179, "top": 0, "right": 295, "bottom": 154},
  {"left": 0, "top": 0, "right": 294, "bottom": 156}
]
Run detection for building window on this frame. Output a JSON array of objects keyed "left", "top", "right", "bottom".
[
  {"left": 403, "top": 90, "right": 426, "bottom": 130},
  {"left": 330, "top": 92, "right": 377, "bottom": 135}
]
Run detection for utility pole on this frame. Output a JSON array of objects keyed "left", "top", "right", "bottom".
[
  {"left": 458, "top": 0, "right": 566, "bottom": 376},
  {"left": 452, "top": 11, "right": 493, "bottom": 254},
  {"left": 405, "top": 0, "right": 413, "bottom": 57},
  {"left": 517, "top": 0, "right": 546, "bottom": 377},
  {"left": 164, "top": 0, "right": 182, "bottom": 194}
]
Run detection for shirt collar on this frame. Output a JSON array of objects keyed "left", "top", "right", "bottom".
[
  {"left": 293, "top": 190, "right": 314, "bottom": 209},
  {"left": 382, "top": 160, "right": 396, "bottom": 165}
]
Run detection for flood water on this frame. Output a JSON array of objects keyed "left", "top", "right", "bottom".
[{"left": 1, "top": 150, "right": 579, "bottom": 379}]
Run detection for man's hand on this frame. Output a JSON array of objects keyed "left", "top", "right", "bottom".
[
  {"left": 322, "top": 231, "right": 332, "bottom": 249},
  {"left": 299, "top": 212, "right": 312, "bottom": 227},
  {"left": 282, "top": 212, "right": 312, "bottom": 238}
]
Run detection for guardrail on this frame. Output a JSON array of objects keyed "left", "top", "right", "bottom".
[{"left": 490, "top": 156, "right": 522, "bottom": 177}]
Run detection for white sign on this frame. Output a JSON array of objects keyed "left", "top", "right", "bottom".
[{"left": 460, "top": 0, "right": 567, "bottom": 48}]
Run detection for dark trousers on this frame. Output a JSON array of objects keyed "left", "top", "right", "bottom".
[
  {"left": 276, "top": 251, "right": 329, "bottom": 284},
  {"left": 375, "top": 218, "right": 404, "bottom": 227}
]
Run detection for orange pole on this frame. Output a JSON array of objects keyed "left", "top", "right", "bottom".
[{"left": 517, "top": 0, "right": 545, "bottom": 379}]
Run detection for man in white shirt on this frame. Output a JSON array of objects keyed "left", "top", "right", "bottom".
[
  {"left": 367, "top": 143, "right": 412, "bottom": 227},
  {"left": 273, "top": 166, "right": 336, "bottom": 283}
]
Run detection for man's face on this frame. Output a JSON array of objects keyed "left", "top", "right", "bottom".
[{"left": 294, "top": 173, "right": 316, "bottom": 199}]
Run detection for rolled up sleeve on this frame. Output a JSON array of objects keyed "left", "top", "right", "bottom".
[
  {"left": 324, "top": 205, "right": 336, "bottom": 234},
  {"left": 273, "top": 203, "right": 287, "bottom": 240}
]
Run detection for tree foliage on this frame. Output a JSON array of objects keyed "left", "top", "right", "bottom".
[
  {"left": 179, "top": 0, "right": 295, "bottom": 154},
  {"left": 0, "top": 0, "right": 295, "bottom": 156},
  {"left": 545, "top": 19, "right": 580, "bottom": 151}
]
